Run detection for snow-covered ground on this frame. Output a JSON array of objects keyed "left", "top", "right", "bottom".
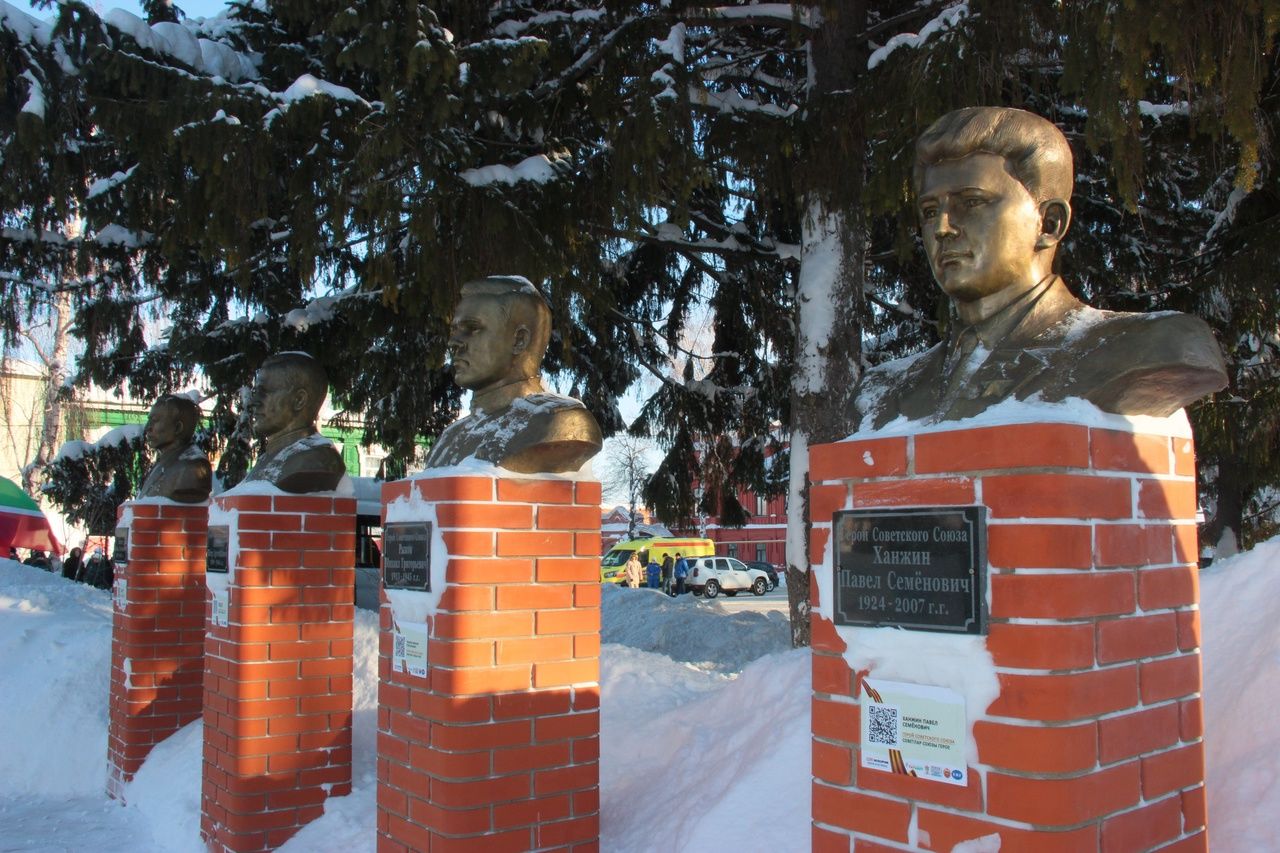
[{"left": 0, "top": 540, "right": 1275, "bottom": 851}]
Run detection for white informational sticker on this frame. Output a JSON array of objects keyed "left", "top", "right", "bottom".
[
  {"left": 861, "top": 677, "right": 968, "bottom": 787},
  {"left": 392, "top": 622, "right": 429, "bottom": 678},
  {"left": 211, "top": 592, "right": 229, "bottom": 628},
  {"left": 112, "top": 577, "right": 127, "bottom": 610}
]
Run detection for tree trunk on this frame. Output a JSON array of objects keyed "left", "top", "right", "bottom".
[
  {"left": 785, "top": 1, "right": 867, "bottom": 648},
  {"left": 20, "top": 207, "right": 76, "bottom": 500},
  {"left": 1206, "top": 454, "right": 1246, "bottom": 559}
]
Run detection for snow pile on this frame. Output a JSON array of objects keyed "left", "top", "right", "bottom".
[
  {"left": 0, "top": 566, "right": 113, "bottom": 796},
  {"left": 601, "top": 583, "right": 791, "bottom": 672},
  {"left": 53, "top": 423, "right": 145, "bottom": 462},
  {"left": 460, "top": 153, "right": 567, "bottom": 186},
  {"left": 1, "top": 534, "right": 1278, "bottom": 850},
  {"left": 0, "top": 561, "right": 803, "bottom": 850},
  {"left": 600, "top": 646, "right": 810, "bottom": 852},
  {"left": 1201, "top": 537, "right": 1280, "bottom": 850},
  {"left": 867, "top": 3, "right": 969, "bottom": 70},
  {"left": 102, "top": 9, "right": 257, "bottom": 81}
]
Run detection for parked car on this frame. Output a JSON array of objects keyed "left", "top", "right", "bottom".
[
  {"left": 687, "top": 556, "right": 771, "bottom": 598},
  {"left": 744, "top": 560, "right": 780, "bottom": 590}
]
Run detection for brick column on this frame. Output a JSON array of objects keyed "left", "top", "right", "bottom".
[
  {"left": 376, "top": 474, "right": 602, "bottom": 852},
  {"left": 808, "top": 420, "right": 1206, "bottom": 852},
  {"left": 201, "top": 492, "right": 356, "bottom": 853},
  {"left": 107, "top": 500, "right": 209, "bottom": 800}
]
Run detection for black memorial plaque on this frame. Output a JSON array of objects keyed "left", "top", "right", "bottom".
[
  {"left": 833, "top": 506, "right": 986, "bottom": 634},
  {"left": 383, "top": 522, "right": 432, "bottom": 592},
  {"left": 206, "top": 525, "right": 229, "bottom": 574},
  {"left": 112, "top": 526, "right": 129, "bottom": 565}
]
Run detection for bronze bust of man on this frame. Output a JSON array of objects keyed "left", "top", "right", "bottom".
[
  {"left": 136, "top": 394, "right": 212, "bottom": 503},
  {"left": 241, "top": 352, "right": 347, "bottom": 493},
  {"left": 425, "top": 276, "right": 603, "bottom": 473},
  {"left": 852, "top": 106, "right": 1228, "bottom": 429}
]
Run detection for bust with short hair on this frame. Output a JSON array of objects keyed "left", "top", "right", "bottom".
[
  {"left": 425, "top": 276, "right": 603, "bottom": 473},
  {"left": 851, "top": 106, "right": 1228, "bottom": 429},
  {"left": 241, "top": 352, "right": 347, "bottom": 493},
  {"left": 136, "top": 394, "right": 213, "bottom": 503}
]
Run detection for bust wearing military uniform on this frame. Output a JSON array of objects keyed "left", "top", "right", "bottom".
[
  {"left": 852, "top": 106, "right": 1227, "bottom": 430},
  {"left": 425, "top": 276, "right": 603, "bottom": 474},
  {"left": 242, "top": 352, "right": 347, "bottom": 493},
  {"left": 136, "top": 394, "right": 212, "bottom": 503}
]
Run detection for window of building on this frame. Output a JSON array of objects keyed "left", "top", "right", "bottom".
[
  {"left": 727, "top": 543, "right": 738, "bottom": 558},
  {"left": 756, "top": 495, "right": 768, "bottom": 516},
  {"left": 756, "top": 544, "right": 768, "bottom": 562}
]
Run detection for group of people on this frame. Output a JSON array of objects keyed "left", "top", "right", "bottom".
[
  {"left": 622, "top": 551, "right": 689, "bottom": 596},
  {"left": 10, "top": 545, "right": 113, "bottom": 589}
]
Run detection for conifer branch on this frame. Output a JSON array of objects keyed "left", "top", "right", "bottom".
[{"left": 530, "top": 16, "right": 642, "bottom": 101}]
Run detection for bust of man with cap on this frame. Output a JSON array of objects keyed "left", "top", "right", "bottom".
[
  {"left": 851, "top": 106, "right": 1228, "bottom": 429},
  {"left": 425, "top": 276, "right": 603, "bottom": 473},
  {"left": 241, "top": 352, "right": 347, "bottom": 493},
  {"left": 136, "top": 394, "right": 212, "bottom": 503}
]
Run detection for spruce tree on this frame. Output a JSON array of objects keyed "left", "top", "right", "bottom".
[{"left": 3, "top": 0, "right": 1278, "bottom": 631}]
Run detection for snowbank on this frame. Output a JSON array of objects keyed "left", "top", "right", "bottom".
[
  {"left": 0, "top": 533, "right": 1277, "bottom": 851},
  {"left": 0, "top": 560, "right": 801, "bottom": 851},
  {"left": 1200, "top": 537, "right": 1280, "bottom": 849},
  {"left": 601, "top": 583, "right": 791, "bottom": 672},
  {"left": 0, "top": 566, "right": 113, "bottom": 796}
]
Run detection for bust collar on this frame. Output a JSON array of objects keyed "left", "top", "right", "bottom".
[
  {"left": 953, "top": 275, "right": 1075, "bottom": 350},
  {"left": 471, "top": 377, "right": 544, "bottom": 416},
  {"left": 151, "top": 443, "right": 184, "bottom": 467},
  {"left": 262, "top": 425, "right": 315, "bottom": 457}
]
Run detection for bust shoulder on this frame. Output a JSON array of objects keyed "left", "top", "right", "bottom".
[
  {"left": 247, "top": 431, "right": 346, "bottom": 493},
  {"left": 496, "top": 395, "right": 603, "bottom": 474},
  {"left": 137, "top": 443, "right": 212, "bottom": 502},
  {"left": 1054, "top": 310, "right": 1228, "bottom": 416}
]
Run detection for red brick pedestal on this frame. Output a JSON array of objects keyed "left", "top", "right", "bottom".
[
  {"left": 200, "top": 492, "right": 356, "bottom": 853},
  {"left": 107, "top": 500, "right": 209, "bottom": 800},
  {"left": 809, "top": 421, "right": 1206, "bottom": 852},
  {"left": 377, "top": 474, "right": 602, "bottom": 852}
]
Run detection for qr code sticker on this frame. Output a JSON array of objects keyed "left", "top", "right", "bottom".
[
  {"left": 392, "top": 631, "right": 407, "bottom": 672},
  {"left": 867, "top": 704, "right": 900, "bottom": 746}
]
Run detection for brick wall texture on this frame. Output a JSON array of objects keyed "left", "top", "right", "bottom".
[
  {"left": 809, "top": 423, "right": 1206, "bottom": 853},
  {"left": 377, "top": 475, "right": 602, "bottom": 853},
  {"left": 200, "top": 493, "right": 356, "bottom": 853},
  {"left": 107, "top": 501, "right": 209, "bottom": 800}
]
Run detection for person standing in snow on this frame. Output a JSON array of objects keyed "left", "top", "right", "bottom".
[
  {"left": 646, "top": 557, "right": 661, "bottom": 589},
  {"left": 661, "top": 553, "right": 674, "bottom": 594},
  {"left": 61, "top": 547, "right": 82, "bottom": 582},
  {"left": 673, "top": 552, "right": 689, "bottom": 596},
  {"left": 624, "top": 552, "right": 643, "bottom": 588},
  {"left": 81, "top": 547, "right": 107, "bottom": 586}
]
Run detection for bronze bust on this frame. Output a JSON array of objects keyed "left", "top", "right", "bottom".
[
  {"left": 852, "top": 106, "right": 1228, "bottom": 429},
  {"left": 241, "top": 352, "right": 347, "bottom": 493},
  {"left": 425, "top": 276, "right": 603, "bottom": 473},
  {"left": 136, "top": 394, "right": 212, "bottom": 503}
]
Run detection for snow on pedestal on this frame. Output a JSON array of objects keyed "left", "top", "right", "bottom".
[
  {"left": 809, "top": 403, "right": 1206, "bottom": 852},
  {"left": 376, "top": 467, "right": 603, "bottom": 852},
  {"left": 107, "top": 498, "right": 209, "bottom": 801},
  {"left": 200, "top": 487, "right": 356, "bottom": 853}
]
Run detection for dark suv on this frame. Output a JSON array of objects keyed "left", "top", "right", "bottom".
[{"left": 744, "top": 560, "right": 779, "bottom": 590}]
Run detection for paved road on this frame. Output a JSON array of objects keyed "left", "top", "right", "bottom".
[{"left": 695, "top": 585, "right": 791, "bottom": 616}]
